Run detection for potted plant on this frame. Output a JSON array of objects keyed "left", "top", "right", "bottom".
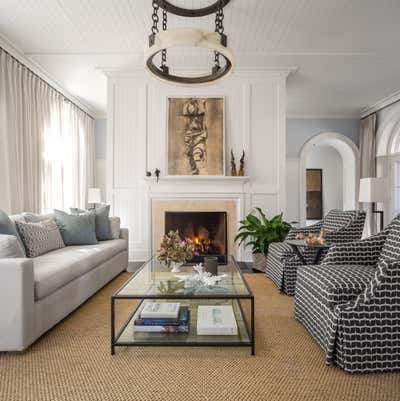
[
  {"left": 157, "top": 230, "right": 196, "bottom": 272},
  {"left": 234, "top": 208, "right": 291, "bottom": 272}
]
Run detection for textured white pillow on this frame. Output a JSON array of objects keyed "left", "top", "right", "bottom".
[
  {"left": 23, "top": 212, "right": 55, "bottom": 223},
  {"left": 16, "top": 219, "right": 65, "bottom": 258},
  {"left": 109, "top": 217, "right": 121, "bottom": 239},
  {"left": 0, "top": 234, "right": 25, "bottom": 258}
]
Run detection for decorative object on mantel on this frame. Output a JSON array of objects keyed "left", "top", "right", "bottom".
[
  {"left": 157, "top": 230, "right": 197, "bottom": 272},
  {"left": 146, "top": 171, "right": 152, "bottom": 177},
  {"left": 167, "top": 97, "right": 224, "bottom": 176},
  {"left": 238, "top": 150, "right": 245, "bottom": 176},
  {"left": 230, "top": 149, "right": 237, "bottom": 176},
  {"left": 175, "top": 263, "right": 227, "bottom": 289},
  {"left": 235, "top": 208, "right": 291, "bottom": 272},
  {"left": 144, "top": 0, "right": 234, "bottom": 85},
  {"left": 154, "top": 168, "right": 161, "bottom": 182}
]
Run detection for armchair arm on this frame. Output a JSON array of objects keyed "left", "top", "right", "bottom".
[
  {"left": 286, "top": 220, "right": 323, "bottom": 240},
  {"left": 0, "top": 258, "right": 34, "bottom": 351},
  {"left": 322, "top": 232, "right": 387, "bottom": 267},
  {"left": 336, "top": 259, "right": 400, "bottom": 313}
]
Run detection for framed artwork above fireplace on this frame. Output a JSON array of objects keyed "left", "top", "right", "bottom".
[{"left": 166, "top": 96, "right": 225, "bottom": 176}]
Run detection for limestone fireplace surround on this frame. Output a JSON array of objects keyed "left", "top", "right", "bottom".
[{"left": 151, "top": 198, "right": 240, "bottom": 258}]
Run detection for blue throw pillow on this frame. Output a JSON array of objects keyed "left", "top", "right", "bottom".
[
  {"left": 70, "top": 205, "right": 112, "bottom": 241},
  {"left": 0, "top": 209, "right": 26, "bottom": 256},
  {"left": 54, "top": 210, "right": 98, "bottom": 245}
]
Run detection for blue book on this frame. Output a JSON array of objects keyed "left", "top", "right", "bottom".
[{"left": 134, "top": 306, "right": 190, "bottom": 326}]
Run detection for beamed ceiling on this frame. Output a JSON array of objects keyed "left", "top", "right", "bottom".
[{"left": 0, "top": 0, "right": 399, "bottom": 117}]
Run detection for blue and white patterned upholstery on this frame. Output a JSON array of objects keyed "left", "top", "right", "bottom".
[
  {"left": 266, "top": 210, "right": 366, "bottom": 296},
  {"left": 295, "top": 216, "right": 400, "bottom": 373}
]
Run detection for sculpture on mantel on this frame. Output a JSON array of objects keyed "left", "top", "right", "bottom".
[
  {"left": 230, "top": 149, "right": 237, "bottom": 176},
  {"left": 238, "top": 150, "right": 245, "bottom": 176}
]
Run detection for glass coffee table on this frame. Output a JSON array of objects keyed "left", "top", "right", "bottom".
[{"left": 111, "top": 255, "right": 255, "bottom": 355}]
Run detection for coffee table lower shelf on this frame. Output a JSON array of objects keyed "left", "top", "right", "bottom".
[{"left": 111, "top": 298, "right": 254, "bottom": 355}]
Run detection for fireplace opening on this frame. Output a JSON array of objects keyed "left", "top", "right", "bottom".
[{"left": 164, "top": 211, "right": 227, "bottom": 264}]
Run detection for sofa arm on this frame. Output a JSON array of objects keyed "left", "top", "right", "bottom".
[
  {"left": 119, "top": 227, "right": 129, "bottom": 242},
  {"left": 0, "top": 258, "right": 35, "bottom": 351}
]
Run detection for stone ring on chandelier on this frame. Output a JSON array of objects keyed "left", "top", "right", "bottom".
[{"left": 144, "top": 0, "right": 234, "bottom": 85}]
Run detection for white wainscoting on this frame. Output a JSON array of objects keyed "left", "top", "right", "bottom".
[{"left": 105, "top": 69, "right": 289, "bottom": 261}]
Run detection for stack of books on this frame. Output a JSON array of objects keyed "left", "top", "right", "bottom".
[
  {"left": 134, "top": 302, "right": 190, "bottom": 333},
  {"left": 197, "top": 305, "right": 238, "bottom": 335}
]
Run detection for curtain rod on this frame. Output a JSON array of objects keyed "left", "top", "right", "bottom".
[
  {"left": 0, "top": 46, "right": 94, "bottom": 120},
  {"left": 361, "top": 97, "right": 400, "bottom": 121}
]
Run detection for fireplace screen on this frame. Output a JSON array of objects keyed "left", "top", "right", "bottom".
[{"left": 164, "top": 211, "right": 227, "bottom": 263}]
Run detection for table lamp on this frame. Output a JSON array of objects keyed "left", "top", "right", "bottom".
[
  {"left": 88, "top": 187, "right": 102, "bottom": 209},
  {"left": 359, "top": 178, "right": 388, "bottom": 232}
]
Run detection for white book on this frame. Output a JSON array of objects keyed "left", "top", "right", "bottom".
[
  {"left": 197, "top": 305, "right": 238, "bottom": 336},
  {"left": 134, "top": 325, "right": 188, "bottom": 333},
  {"left": 140, "top": 302, "right": 180, "bottom": 319}
]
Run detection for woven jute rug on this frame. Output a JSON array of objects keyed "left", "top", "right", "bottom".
[{"left": 0, "top": 273, "right": 399, "bottom": 401}]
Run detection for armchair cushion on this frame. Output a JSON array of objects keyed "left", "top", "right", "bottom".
[
  {"left": 322, "top": 232, "right": 387, "bottom": 267},
  {"left": 321, "top": 209, "right": 354, "bottom": 232}
]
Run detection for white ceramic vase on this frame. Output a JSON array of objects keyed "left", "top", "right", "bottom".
[{"left": 170, "top": 262, "right": 183, "bottom": 273}]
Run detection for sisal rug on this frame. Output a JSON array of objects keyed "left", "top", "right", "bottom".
[{"left": 0, "top": 273, "right": 399, "bottom": 401}]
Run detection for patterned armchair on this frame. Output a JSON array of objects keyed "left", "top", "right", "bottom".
[
  {"left": 265, "top": 210, "right": 366, "bottom": 295},
  {"left": 295, "top": 216, "right": 400, "bottom": 373}
]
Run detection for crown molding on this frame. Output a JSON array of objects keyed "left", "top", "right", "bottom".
[
  {"left": 361, "top": 89, "right": 400, "bottom": 119},
  {"left": 287, "top": 113, "right": 360, "bottom": 120},
  {"left": 0, "top": 34, "right": 99, "bottom": 119}
]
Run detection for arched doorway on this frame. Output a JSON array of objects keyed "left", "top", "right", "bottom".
[{"left": 298, "top": 132, "right": 360, "bottom": 225}]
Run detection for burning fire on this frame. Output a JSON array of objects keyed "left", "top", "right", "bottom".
[{"left": 189, "top": 236, "right": 212, "bottom": 253}]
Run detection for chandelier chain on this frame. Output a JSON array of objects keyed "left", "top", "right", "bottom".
[
  {"left": 151, "top": 1, "right": 159, "bottom": 34},
  {"left": 214, "top": 0, "right": 224, "bottom": 69},
  {"left": 161, "top": 0, "right": 167, "bottom": 67}
]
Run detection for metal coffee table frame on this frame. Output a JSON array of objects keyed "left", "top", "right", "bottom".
[{"left": 111, "top": 256, "right": 255, "bottom": 356}]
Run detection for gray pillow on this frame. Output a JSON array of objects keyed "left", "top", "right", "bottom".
[
  {"left": 54, "top": 210, "right": 98, "bottom": 245},
  {"left": 70, "top": 205, "right": 112, "bottom": 241},
  {"left": 16, "top": 220, "right": 65, "bottom": 258},
  {"left": 0, "top": 209, "right": 26, "bottom": 256}
]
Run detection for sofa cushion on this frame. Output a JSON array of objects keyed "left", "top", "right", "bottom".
[
  {"left": 109, "top": 216, "right": 121, "bottom": 239},
  {"left": 297, "top": 264, "right": 376, "bottom": 308},
  {"left": 33, "top": 239, "right": 127, "bottom": 300},
  {"left": 0, "top": 209, "right": 26, "bottom": 256},
  {"left": 54, "top": 209, "right": 98, "bottom": 245},
  {"left": 23, "top": 212, "right": 55, "bottom": 223},
  {"left": 16, "top": 219, "right": 65, "bottom": 258},
  {"left": 70, "top": 205, "right": 112, "bottom": 241}
]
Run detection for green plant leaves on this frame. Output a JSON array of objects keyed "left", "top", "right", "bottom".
[{"left": 234, "top": 209, "right": 291, "bottom": 255}]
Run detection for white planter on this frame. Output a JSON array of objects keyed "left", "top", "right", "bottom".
[{"left": 252, "top": 253, "right": 267, "bottom": 272}]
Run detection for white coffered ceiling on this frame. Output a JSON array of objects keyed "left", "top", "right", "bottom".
[{"left": 0, "top": 0, "right": 399, "bottom": 117}]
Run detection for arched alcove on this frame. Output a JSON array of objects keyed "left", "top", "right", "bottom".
[{"left": 298, "top": 132, "right": 360, "bottom": 225}]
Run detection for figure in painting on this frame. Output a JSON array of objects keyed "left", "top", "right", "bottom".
[{"left": 182, "top": 99, "right": 208, "bottom": 175}]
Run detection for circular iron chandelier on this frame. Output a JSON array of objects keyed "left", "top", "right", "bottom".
[{"left": 144, "top": 0, "right": 234, "bottom": 85}]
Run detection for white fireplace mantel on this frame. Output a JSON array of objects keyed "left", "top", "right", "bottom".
[{"left": 106, "top": 69, "right": 287, "bottom": 262}]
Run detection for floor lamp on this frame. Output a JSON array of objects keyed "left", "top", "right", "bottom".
[{"left": 359, "top": 178, "right": 388, "bottom": 232}]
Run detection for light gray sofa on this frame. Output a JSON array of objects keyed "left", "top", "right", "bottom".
[{"left": 0, "top": 213, "right": 129, "bottom": 351}]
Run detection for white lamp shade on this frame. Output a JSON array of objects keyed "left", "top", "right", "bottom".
[
  {"left": 359, "top": 178, "right": 388, "bottom": 203},
  {"left": 88, "top": 188, "right": 102, "bottom": 204}
]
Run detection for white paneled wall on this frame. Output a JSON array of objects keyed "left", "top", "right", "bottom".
[{"left": 106, "top": 69, "right": 289, "bottom": 261}]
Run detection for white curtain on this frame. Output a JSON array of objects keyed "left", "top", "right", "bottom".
[
  {"left": 0, "top": 48, "right": 94, "bottom": 214},
  {"left": 359, "top": 114, "right": 377, "bottom": 235}
]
